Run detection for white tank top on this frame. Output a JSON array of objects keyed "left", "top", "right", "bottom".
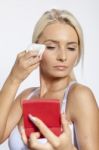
[{"left": 8, "top": 81, "right": 78, "bottom": 150}]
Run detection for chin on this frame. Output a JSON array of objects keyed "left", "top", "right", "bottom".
[{"left": 48, "top": 72, "right": 69, "bottom": 79}]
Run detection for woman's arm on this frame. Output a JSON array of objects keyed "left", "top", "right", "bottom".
[
  {"left": 69, "top": 84, "right": 99, "bottom": 150},
  {"left": 0, "top": 86, "right": 34, "bottom": 143},
  {"left": 0, "top": 50, "right": 40, "bottom": 142},
  {"left": 0, "top": 73, "right": 21, "bottom": 142}
]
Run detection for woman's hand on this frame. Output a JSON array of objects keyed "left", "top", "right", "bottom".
[
  {"left": 20, "top": 113, "right": 77, "bottom": 150},
  {"left": 9, "top": 50, "right": 41, "bottom": 84}
]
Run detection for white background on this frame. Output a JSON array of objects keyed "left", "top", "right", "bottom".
[{"left": 0, "top": 0, "right": 99, "bottom": 149}]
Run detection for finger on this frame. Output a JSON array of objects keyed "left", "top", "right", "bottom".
[
  {"left": 25, "top": 62, "right": 40, "bottom": 74},
  {"left": 28, "top": 132, "right": 40, "bottom": 149},
  {"left": 29, "top": 133, "right": 53, "bottom": 150},
  {"left": 17, "top": 50, "right": 26, "bottom": 58},
  {"left": 29, "top": 132, "right": 40, "bottom": 143},
  {"left": 24, "top": 51, "right": 39, "bottom": 59},
  {"left": 25, "top": 56, "right": 40, "bottom": 67},
  {"left": 29, "top": 143, "right": 53, "bottom": 150},
  {"left": 28, "top": 114, "right": 59, "bottom": 147},
  {"left": 17, "top": 55, "right": 40, "bottom": 71},
  {"left": 20, "top": 126, "right": 28, "bottom": 145}
]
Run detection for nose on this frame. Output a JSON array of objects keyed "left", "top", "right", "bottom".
[{"left": 56, "top": 49, "right": 67, "bottom": 62}]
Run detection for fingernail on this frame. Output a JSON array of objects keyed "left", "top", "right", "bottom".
[{"left": 28, "top": 114, "right": 36, "bottom": 122}]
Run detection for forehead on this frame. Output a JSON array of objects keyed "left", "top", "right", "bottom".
[{"left": 39, "top": 22, "right": 78, "bottom": 43}]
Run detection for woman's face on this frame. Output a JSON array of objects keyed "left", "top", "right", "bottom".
[{"left": 38, "top": 22, "right": 79, "bottom": 78}]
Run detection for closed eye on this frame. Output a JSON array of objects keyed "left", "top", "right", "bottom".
[
  {"left": 68, "top": 47, "right": 76, "bottom": 51},
  {"left": 46, "top": 46, "right": 56, "bottom": 50}
]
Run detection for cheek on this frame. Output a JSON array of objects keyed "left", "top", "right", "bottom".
[
  {"left": 68, "top": 53, "right": 78, "bottom": 66},
  {"left": 42, "top": 51, "right": 55, "bottom": 64},
  {"left": 40, "top": 54, "right": 51, "bottom": 68}
]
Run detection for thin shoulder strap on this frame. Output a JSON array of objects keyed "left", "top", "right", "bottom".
[
  {"left": 27, "top": 87, "right": 40, "bottom": 100},
  {"left": 61, "top": 80, "right": 77, "bottom": 113}
]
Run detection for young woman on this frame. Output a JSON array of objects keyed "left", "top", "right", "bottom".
[{"left": 0, "top": 9, "right": 99, "bottom": 150}]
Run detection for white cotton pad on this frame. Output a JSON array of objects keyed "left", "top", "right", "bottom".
[{"left": 27, "top": 43, "right": 46, "bottom": 57}]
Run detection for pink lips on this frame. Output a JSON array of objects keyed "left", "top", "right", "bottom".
[{"left": 53, "top": 65, "right": 68, "bottom": 70}]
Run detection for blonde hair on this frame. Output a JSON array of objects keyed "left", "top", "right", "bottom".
[{"left": 32, "top": 9, "right": 84, "bottom": 79}]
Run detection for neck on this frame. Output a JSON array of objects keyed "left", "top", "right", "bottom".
[{"left": 40, "top": 74, "right": 72, "bottom": 97}]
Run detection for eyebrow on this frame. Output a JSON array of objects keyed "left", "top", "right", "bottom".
[
  {"left": 43, "top": 40, "right": 59, "bottom": 44},
  {"left": 43, "top": 40, "right": 78, "bottom": 45},
  {"left": 67, "top": 42, "right": 78, "bottom": 45}
]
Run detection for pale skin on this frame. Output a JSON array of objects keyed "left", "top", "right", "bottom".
[{"left": 0, "top": 22, "right": 99, "bottom": 150}]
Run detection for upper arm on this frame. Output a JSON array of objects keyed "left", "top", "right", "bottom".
[
  {"left": 1, "top": 87, "right": 34, "bottom": 143},
  {"left": 69, "top": 85, "right": 99, "bottom": 150}
]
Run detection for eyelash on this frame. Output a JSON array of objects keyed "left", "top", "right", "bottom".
[
  {"left": 68, "top": 48, "right": 76, "bottom": 51},
  {"left": 46, "top": 46, "right": 76, "bottom": 51},
  {"left": 46, "top": 46, "right": 56, "bottom": 49}
]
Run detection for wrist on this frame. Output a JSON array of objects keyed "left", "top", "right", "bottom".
[{"left": 8, "top": 74, "right": 22, "bottom": 86}]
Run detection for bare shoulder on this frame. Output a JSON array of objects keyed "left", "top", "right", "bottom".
[
  {"left": 13, "top": 87, "right": 38, "bottom": 113},
  {"left": 67, "top": 84, "right": 99, "bottom": 149},
  {"left": 67, "top": 83, "right": 99, "bottom": 121},
  {"left": 12, "top": 86, "right": 38, "bottom": 115},
  {"left": 68, "top": 83, "right": 98, "bottom": 106},
  {"left": 16, "top": 87, "right": 38, "bottom": 102}
]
